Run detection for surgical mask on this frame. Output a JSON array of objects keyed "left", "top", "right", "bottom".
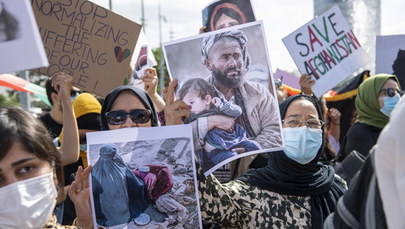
[
  {"left": 283, "top": 126, "right": 323, "bottom": 164},
  {"left": 380, "top": 94, "right": 401, "bottom": 117},
  {"left": 0, "top": 172, "right": 57, "bottom": 229}
]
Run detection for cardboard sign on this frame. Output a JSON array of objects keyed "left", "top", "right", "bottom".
[
  {"left": 31, "top": 0, "right": 141, "bottom": 97},
  {"left": 163, "top": 21, "right": 283, "bottom": 176},
  {"left": 376, "top": 35, "right": 405, "bottom": 88},
  {"left": 87, "top": 125, "right": 202, "bottom": 229},
  {"left": 0, "top": 0, "right": 48, "bottom": 74},
  {"left": 202, "top": 0, "right": 256, "bottom": 32},
  {"left": 283, "top": 5, "right": 370, "bottom": 96}
]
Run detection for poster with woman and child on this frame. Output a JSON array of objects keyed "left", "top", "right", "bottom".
[
  {"left": 163, "top": 21, "right": 283, "bottom": 176},
  {"left": 86, "top": 125, "right": 202, "bottom": 229}
]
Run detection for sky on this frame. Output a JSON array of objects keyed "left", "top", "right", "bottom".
[{"left": 82, "top": 0, "right": 405, "bottom": 73}]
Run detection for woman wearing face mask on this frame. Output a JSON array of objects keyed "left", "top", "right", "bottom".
[
  {"left": 338, "top": 74, "right": 402, "bottom": 161},
  {"left": 197, "top": 94, "right": 347, "bottom": 228},
  {"left": 0, "top": 107, "right": 92, "bottom": 229}
]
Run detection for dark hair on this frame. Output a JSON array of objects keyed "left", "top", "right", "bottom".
[
  {"left": 213, "top": 7, "right": 242, "bottom": 26},
  {"left": 45, "top": 79, "right": 58, "bottom": 106},
  {"left": 178, "top": 78, "right": 214, "bottom": 101},
  {"left": 0, "top": 3, "right": 20, "bottom": 41},
  {"left": 0, "top": 107, "right": 64, "bottom": 187}
]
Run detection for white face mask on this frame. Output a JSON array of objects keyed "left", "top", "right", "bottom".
[
  {"left": 283, "top": 126, "right": 323, "bottom": 164},
  {"left": 0, "top": 172, "right": 57, "bottom": 229}
]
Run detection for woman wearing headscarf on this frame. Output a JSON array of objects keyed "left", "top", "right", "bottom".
[
  {"left": 198, "top": 94, "right": 347, "bottom": 228},
  {"left": 100, "top": 85, "right": 158, "bottom": 130},
  {"left": 338, "top": 74, "right": 402, "bottom": 160}
]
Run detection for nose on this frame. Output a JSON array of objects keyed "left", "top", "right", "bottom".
[
  {"left": 228, "top": 57, "right": 237, "bottom": 67},
  {"left": 122, "top": 115, "right": 139, "bottom": 128}
]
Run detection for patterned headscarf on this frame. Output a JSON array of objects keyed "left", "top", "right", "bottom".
[{"left": 201, "top": 30, "right": 251, "bottom": 71}]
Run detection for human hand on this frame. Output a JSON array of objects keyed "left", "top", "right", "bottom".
[
  {"left": 328, "top": 108, "right": 341, "bottom": 125},
  {"left": 199, "top": 26, "right": 207, "bottom": 34},
  {"left": 207, "top": 115, "right": 235, "bottom": 131},
  {"left": 232, "top": 147, "right": 247, "bottom": 154},
  {"left": 299, "top": 74, "right": 315, "bottom": 95},
  {"left": 163, "top": 79, "right": 190, "bottom": 125},
  {"left": 68, "top": 165, "right": 93, "bottom": 229},
  {"left": 50, "top": 72, "right": 73, "bottom": 103},
  {"left": 142, "top": 68, "right": 158, "bottom": 96}
]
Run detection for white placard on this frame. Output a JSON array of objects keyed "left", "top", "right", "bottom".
[
  {"left": 86, "top": 125, "right": 202, "bottom": 229},
  {"left": 282, "top": 5, "right": 370, "bottom": 96},
  {"left": 0, "top": 0, "right": 48, "bottom": 73}
]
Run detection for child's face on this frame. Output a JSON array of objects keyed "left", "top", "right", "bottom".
[{"left": 182, "top": 90, "right": 211, "bottom": 114}]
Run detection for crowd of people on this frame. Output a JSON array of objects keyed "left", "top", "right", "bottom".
[{"left": 1, "top": 2, "right": 405, "bottom": 229}]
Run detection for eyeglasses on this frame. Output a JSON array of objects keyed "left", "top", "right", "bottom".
[
  {"left": 380, "top": 88, "right": 404, "bottom": 97},
  {"left": 105, "top": 109, "right": 151, "bottom": 125},
  {"left": 282, "top": 117, "right": 324, "bottom": 129}
]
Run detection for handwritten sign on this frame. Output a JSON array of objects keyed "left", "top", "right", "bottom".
[
  {"left": 31, "top": 0, "right": 141, "bottom": 97},
  {"left": 283, "top": 5, "right": 370, "bottom": 96}
]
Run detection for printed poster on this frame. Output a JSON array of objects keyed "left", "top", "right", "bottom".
[
  {"left": 282, "top": 5, "right": 370, "bottom": 96},
  {"left": 163, "top": 21, "right": 283, "bottom": 176},
  {"left": 0, "top": 0, "right": 48, "bottom": 74},
  {"left": 86, "top": 125, "right": 202, "bottom": 229},
  {"left": 202, "top": 0, "right": 255, "bottom": 32},
  {"left": 375, "top": 35, "right": 405, "bottom": 88},
  {"left": 31, "top": 0, "right": 142, "bottom": 97}
]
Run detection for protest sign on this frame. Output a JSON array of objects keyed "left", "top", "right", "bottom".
[
  {"left": 128, "top": 45, "right": 157, "bottom": 89},
  {"left": 86, "top": 125, "right": 202, "bottom": 229},
  {"left": 163, "top": 21, "right": 283, "bottom": 176},
  {"left": 202, "top": 0, "right": 255, "bottom": 32},
  {"left": 282, "top": 5, "right": 370, "bottom": 96},
  {"left": 376, "top": 35, "right": 405, "bottom": 88},
  {"left": 31, "top": 0, "right": 141, "bottom": 97},
  {"left": 0, "top": 0, "right": 48, "bottom": 74}
]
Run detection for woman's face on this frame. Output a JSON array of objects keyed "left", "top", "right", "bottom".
[
  {"left": 282, "top": 99, "right": 319, "bottom": 128},
  {"left": 108, "top": 91, "right": 152, "bottom": 130},
  {"left": 214, "top": 14, "right": 239, "bottom": 30},
  {"left": 0, "top": 141, "right": 52, "bottom": 188},
  {"left": 378, "top": 79, "right": 400, "bottom": 108}
]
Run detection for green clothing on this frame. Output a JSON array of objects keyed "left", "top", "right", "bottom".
[
  {"left": 355, "top": 74, "right": 399, "bottom": 129},
  {"left": 198, "top": 169, "right": 346, "bottom": 228}
]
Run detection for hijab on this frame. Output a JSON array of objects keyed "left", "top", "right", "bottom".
[
  {"left": 238, "top": 94, "right": 345, "bottom": 229},
  {"left": 356, "top": 74, "right": 400, "bottom": 129},
  {"left": 100, "top": 86, "right": 158, "bottom": 130},
  {"left": 375, "top": 96, "right": 405, "bottom": 228}
]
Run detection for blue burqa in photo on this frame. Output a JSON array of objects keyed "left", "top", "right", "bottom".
[{"left": 92, "top": 144, "right": 149, "bottom": 227}]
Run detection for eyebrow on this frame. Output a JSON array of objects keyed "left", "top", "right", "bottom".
[
  {"left": 286, "top": 114, "right": 319, "bottom": 119},
  {"left": 0, "top": 158, "right": 36, "bottom": 172},
  {"left": 286, "top": 114, "right": 302, "bottom": 118}
]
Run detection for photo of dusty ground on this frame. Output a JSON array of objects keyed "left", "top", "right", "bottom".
[{"left": 88, "top": 137, "right": 201, "bottom": 229}]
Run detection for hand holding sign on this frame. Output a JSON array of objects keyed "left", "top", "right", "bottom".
[{"left": 163, "top": 79, "right": 190, "bottom": 126}]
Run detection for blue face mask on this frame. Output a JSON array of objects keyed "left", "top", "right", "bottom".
[
  {"left": 380, "top": 94, "right": 401, "bottom": 117},
  {"left": 283, "top": 126, "right": 323, "bottom": 164}
]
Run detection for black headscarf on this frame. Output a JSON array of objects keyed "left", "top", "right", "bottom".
[
  {"left": 100, "top": 86, "right": 158, "bottom": 130},
  {"left": 238, "top": 94, "right": 345, "bottom": 229}
]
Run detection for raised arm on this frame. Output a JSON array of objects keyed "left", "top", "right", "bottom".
[
  {"left": 51, "top": 72, "right": 79, "bottom": 165},
  {"left": 143, "top": 67, "right": 165, "bottom": 112}
]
